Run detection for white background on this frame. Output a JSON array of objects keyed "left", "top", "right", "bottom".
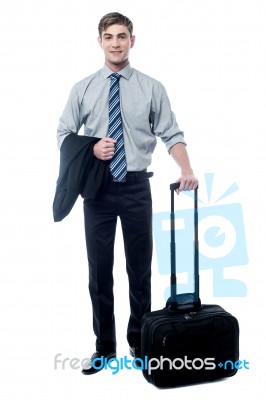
[{"left": 0, "top": 0, "right": 265, "bottom": 398}]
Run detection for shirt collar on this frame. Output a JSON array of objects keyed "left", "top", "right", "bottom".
[{"left": 102, "top": 63, "right": 133, "bottom": 80}]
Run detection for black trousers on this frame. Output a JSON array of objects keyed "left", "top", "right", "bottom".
[{"left": 83, "top": 176, "right": 152, "bottom": 353}]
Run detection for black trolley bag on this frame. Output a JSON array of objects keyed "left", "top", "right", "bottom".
[{"left": 141, "top": 183, "right": 239, "bottom": 388}]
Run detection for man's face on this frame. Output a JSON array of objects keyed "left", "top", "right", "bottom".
[{"left": 98, "top": 24, "right": 135, "bottom": 70}]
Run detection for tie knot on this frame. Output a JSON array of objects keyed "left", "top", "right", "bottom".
[{"left": 110, "top": 73, "right": 121, "bottom": 82}]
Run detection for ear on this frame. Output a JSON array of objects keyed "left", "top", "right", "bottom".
[
  {"left": 130, "top": 35, "right": 136, "bottom": 48},
  {"left": 97, "top": 36, "right": 103, "bottom": 48}
]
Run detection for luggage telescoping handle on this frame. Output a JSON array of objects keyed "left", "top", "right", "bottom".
[{"left": 167, "top": 182, "right": 200, "bottom": 311}]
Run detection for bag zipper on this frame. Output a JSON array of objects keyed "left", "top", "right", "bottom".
[{"left": 147, "top": 309, "right": 237, "bottom": 348}]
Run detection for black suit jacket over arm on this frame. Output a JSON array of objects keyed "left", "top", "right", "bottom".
[{"left": 53, "top": 134, "right": 109, "bottom": 222}]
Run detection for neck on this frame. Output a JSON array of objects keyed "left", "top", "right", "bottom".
[{"left": 105, "top": 59, "right": 129, "bottom": 72}]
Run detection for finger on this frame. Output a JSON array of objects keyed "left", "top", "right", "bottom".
[
  {"left": 103, "top": 137, "right": 116, "bottom": 144},
  {"left": 185, "top": 180, "right": 195, "bottom": 191},
  {"left": 187, "top": 179, "right": 198, "bottom": 190},
  {"left": 178, "top": 179, "right": 186, "bottom": 192},
  {"left": 103, "top": 154, "right": 114, "bottom": 160},
  {"left": 106, "top": 144, "right": 115, "bottom": 150},
  {"left": 103, "top": 148, "right": 114, "bottom": 155},
  {"left": 185, "top": 181, "right": 193, "bottom": 190},
  {"left": 102, "top": 151, "right": 113, "bottom": 158},
  {"left": 175, "top": 180, "right": 181, "bottom": 195},
  {"left": 106, "top": 148, "right": 115, "bottom": 157},
  {"left": 186, "top": 182, "right": 198, "bottom": 191}
]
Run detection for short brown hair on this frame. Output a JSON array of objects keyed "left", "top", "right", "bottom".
[{"left": 98, "top": 12, "right": 133, "bottom": 37}]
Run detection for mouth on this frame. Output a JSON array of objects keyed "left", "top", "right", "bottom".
[{"left": 110, "top": 51, "right": 122, "bottom": 55}]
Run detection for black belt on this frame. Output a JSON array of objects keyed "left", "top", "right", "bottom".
[{"left": 112, "top": 170, "right": 154, "bottom": 183}]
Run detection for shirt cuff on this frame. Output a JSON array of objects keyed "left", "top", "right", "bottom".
[{"left": 164, "top": 132, "right": 187, "bottom": 152}]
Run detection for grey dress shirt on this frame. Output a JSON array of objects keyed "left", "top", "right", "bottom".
[{"left": 57, "top": 63, "right": 186, "bottom": 171}]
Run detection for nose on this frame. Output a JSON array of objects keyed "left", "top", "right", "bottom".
[{"left": 111, "top": 38, "right": 120, "bottom": 48}]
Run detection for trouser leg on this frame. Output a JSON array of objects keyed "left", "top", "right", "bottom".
[
  {"left": 83, "top": 194, "right": 117, "bottom": 353},
  {"left": 120, "top": 180, "right": 153, "bottom": 348}
]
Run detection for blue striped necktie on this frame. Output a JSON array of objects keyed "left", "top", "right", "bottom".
[{"left": 108, "top": 73, "right": 127, "bottom": 181}]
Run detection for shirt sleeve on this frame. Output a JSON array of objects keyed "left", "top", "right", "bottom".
[
  {"left": 57, "top": 84, "right": 83, "bottom": 149},
  {"left": 150, "top": 82, "right": 186, "bottom": 151}
]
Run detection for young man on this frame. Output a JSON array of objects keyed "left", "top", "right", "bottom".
[{"left": 57, "top": 12, "right": 198, "bottom": 375}]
